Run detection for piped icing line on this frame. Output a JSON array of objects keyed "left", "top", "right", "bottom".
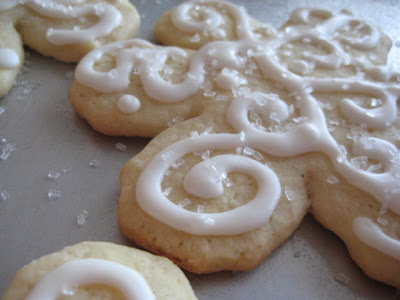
[
  {"left": 0, "top": 48, "right": 20, "bottom": 69},
  {"left": 136, "top": 134, "right": 281, "bottom": 235},
  {"left": 353, "top": 217, "right": 400, "bottom": 260},
  {"left": 25, "top": 258, "right": 155, "bottom": 300},
  {"left": 0, "top": 0, "right": 122, "bottom": 45}
]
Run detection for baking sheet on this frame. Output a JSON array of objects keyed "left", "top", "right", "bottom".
[{"left": 1, "top": 0, "right": 399, "bottom": 298}]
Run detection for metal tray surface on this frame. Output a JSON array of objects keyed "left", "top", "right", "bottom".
[{"left": 0, "top": 0, "right": 399, "bottom": 299}]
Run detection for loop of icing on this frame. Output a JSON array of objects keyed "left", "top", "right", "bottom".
[
  {"left": 136, "top": 136, "right": 281, "bottom": 235},
  {"left": 26, "top": 258, "right": 155, "bottom": 300},
  {"left": 118, "top": 95, "right": 141, "bottom": 114}
]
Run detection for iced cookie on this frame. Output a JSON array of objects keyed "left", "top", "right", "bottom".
[
  {"left": 1, "top": 241, "right": 197, "bottom": 300},
  {"left": 70, "top": 2, "right": 400, "bottom": 288},
  {"left": 0, "top": 0, "right": 140, "bottom": 97},
  {"left": 154, "top": 0, "right": 276, "bottom": 49}
]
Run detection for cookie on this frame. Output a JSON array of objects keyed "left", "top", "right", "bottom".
[
  {"left": 0, "top": 0, "right": 140, "bottom": 97},
  {"left": 154, "top": 0, "right": 276, "bottom": 49},
  {"left": 70, "top": 1, "right": 400, "bottom": 288},
  {"left": 1, "top": 241, "right": 197, "bottom": 300}
]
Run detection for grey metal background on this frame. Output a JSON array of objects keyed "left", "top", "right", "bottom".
[{"left": 1, "top": 0, "right": 399, "bottom": 298}]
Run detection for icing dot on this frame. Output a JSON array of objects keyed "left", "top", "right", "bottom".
[
  {"left": 117, "top": 95, "right": 141, "bottom": 114},
  {"left": 0, "top": 48, "right": 20, "bottom": 69}
]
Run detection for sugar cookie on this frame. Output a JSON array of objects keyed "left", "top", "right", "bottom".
[
  {"left": 155, "top": 0, "right": 276, "bottom": 49},
  {"left": 70, "top": 1, "right": 400, "bottom": 288},
  {"left": 1, "top": 241, "right": 197, "bottom": 300},
  {"left": 0, "top": 0, "right": 140, "bottom": 97}
]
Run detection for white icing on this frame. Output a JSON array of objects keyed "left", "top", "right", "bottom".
[
  {"left": 353, "top": 217, "right": 400, "bottom": 260},
  {"left": 26, "top": 258, "right": 155, "bottom": 300},
  {"left": 2, "top": 0, "right": 121, "bottom": 45},
  {"left": 0, "top": 48, "right": 20, "bottom": 69},
  {"left": 118, "top": 95, "right": 141, "bottom": 113},
  {"left": 76, "top": 4, "right": 400, "bottom": 256}
]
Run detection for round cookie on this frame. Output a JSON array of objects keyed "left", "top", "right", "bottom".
[
  {"left": 154, "top": 0, "right": 276, "bottom": 49},
  {"left": 70, "top": 2, "right": 400, "bottom": 288},
  {"left": 0, "top": 0, "right": 140, "bottom": 97},
  {"left": 1, "top": 241, "right": 197, "bottom": 300}
]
